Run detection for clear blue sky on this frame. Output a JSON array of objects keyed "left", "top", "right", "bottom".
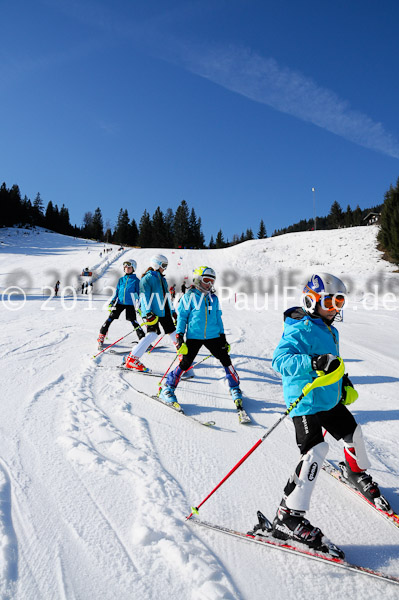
[{"left": 2, "top": 0, "right": 399, "bottom": 242}]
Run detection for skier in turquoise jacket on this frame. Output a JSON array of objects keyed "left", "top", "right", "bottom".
[
  {"left": 97, "top": 260, "right": 144, "bottom": 349},
  {"left": 124, "top": 254, "right": 178, "bottom": 372},
  {"left": 158, "top": 266, "right": 248, "bottom": 421},
  {"left": 269, "top": 272, "right": 391, "bottom": 554}
]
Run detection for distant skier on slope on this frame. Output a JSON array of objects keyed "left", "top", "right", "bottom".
[
  {"left": 159, "top": 266, "right": 249, "bottom": 421},
  {"left": 97, "top": 260, "right": 145, "bottom": 349},
  {"left": 270, "top": 272, "right": 391, "bottom": 551},
  {"left": 123, "top": 254, "right": 178, "bottom": 372}
]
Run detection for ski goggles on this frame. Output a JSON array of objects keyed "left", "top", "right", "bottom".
[
  {"left": 202, "top": 277, "right": 215, "bottom": 284},
  {"left": 160, "top": 262, "right": 168, "bottom": 269},
  {"left": 320, "top": 294, "right": 346, "bottom": 310},
  {"left": 304, "top": 286, "right": 346, "bottom": 311},
  {"left": 123, "top": 262, "right": 133, "bottom": 268}
]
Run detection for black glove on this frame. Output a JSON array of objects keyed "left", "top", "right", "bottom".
[
  {"left": 311, "top": 353, "right": 340, "bottom": 374},
  {"left": 219, "top": 333, "right": 231, "bottom": 354},
  {"left": 175, "top": 333, "right": 185, "bottom": 351}
]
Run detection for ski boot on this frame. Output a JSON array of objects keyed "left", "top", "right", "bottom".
[
  {"left": 124, "top": 355, "right": 150, "bottom": 373},
  {"left": 137, "top": 328, "right": 145, "bottom": 341},
  {"left": 97, "top": 333, "right": 105, "bottom": 350},
  {"left": 229, "top": 385, "right": 243, "bottom": 410},
  {"left": 159, "top": 385, "right": 180, "bottom": 409},
  {"left": 271, "top": 498, "right": 345, "bottom": 558},
  {"left": 339, "top": 461, "right": 392, "bottom": 512}
]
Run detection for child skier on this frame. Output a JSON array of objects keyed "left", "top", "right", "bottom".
[
  {"left": 270, "top": 272, "right": 391, "bottom": 553},
  {"left": 159, "top": 266, "right": 249, "bottom": 422},
  {"left": 97, "top": 260, "right": 144, "bottom": 349},
  {"left": 124, "top": 254, "right": 178, "bottom": 372}
]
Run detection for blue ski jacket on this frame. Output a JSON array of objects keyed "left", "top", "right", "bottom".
[
  {"left": 139, "top": 269, "right": 175, "bottom": 318},
  {"left": 177, "top": 287, "right": 224, "bottom": 340},
  {"left": 272, "top": 307, "right": 342, "bottom": 417},
  {"left": 110, "top": 274, "right": 140, "bottom": 306}
]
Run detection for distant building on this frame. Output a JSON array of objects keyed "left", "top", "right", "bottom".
[{"left": 363, "top": 212, "right": 381, "bottom": 225}]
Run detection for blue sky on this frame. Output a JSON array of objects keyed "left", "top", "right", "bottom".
[{"left": 1, "top": 0, "right": 399, "bottom": 242}]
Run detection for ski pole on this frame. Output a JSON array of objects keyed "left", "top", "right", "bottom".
[
  {"left": 147, "top": 334, "right": 164, "bottom": 354},
  {"left": 92, "top": 326, "right": 141, "bottom": 359},
  {"left": 186, "top": 358, "right": 345, "bottom": 519},
  {"left": 185, "top": 354, "right": 212, "bottom": 372},
  {"left": 157, "top": 354, "right": 179, "bottom": 393}
]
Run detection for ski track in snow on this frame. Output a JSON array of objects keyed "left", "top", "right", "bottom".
[{"left": 1, "top": 226, "right": 399, "bottom": 599}]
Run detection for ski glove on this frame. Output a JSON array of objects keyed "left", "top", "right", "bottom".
[
  {"left": 220, "top": 333, "right": 231, "bottom": 354},
  {"left": 143, "top": 312, "right": 159, "bottom": 326},
  {"left": 175, "top": 333, "right": 188, "bottom": 355},
  {"left": 311, "top": 353, "right": 341, "bottom": 374},
  {"left": 108, "top": 303, "right": 115, "bottom": 313},
  {"left": 341, "top": 373, "right": 359, "bottom": 405}
]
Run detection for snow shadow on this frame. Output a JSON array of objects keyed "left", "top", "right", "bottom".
[
  {"left": 0, "top": 464, "right": 19, "bottom": 586},
  {"left": 351, "top": 375, "right": 399, "bottom": 385},
  {"left": 352, "top": 409, "right": 399, "bottom": 424}
]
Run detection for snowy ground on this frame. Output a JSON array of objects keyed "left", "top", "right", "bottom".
[{"left": 1, "top": 225, "right": 399, "bottom": 599}]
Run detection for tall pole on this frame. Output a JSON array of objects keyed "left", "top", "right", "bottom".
[{"left": 312, "top": 187, "right": 316, "bottom": 231}]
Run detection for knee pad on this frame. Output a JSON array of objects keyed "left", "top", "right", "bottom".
[
  {"left": 285, "top": 441, "right": 329, "bottom": 512},
  {"left": 343, "top": 424, "right": 370, "bottom": 471}
]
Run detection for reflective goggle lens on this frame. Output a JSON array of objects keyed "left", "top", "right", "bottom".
[
  {"left": 161, "top": 262, "right": 168, "bottom": 269},
  {"left": 322, "top": 295, "right": 345, "bottom": 310},
  {"left": 202, "top": 277, "right": 215, "bottom": 284},
  {"left": 123, "top": 262, "right": 132, "bottom": 267}
]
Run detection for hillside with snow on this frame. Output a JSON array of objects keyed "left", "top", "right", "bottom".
[{"left": 1, "top": 225, "right": 399, "bottom": 600}]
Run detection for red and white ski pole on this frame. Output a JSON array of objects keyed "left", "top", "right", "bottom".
[{"left": 186, "top": 359, "right": 345, "bottom": 519}]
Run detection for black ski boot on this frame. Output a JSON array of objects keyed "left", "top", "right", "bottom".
[
  {"left": 137, "top": 328, "right": 145, "bottom": 341},
  {"left": 339, "top": 461, "right": 392, "bottom": 512},
  {"left": 271, "top": 499, "right": 345, "bottom": 558}
]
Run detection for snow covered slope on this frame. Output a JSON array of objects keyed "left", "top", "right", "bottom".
[{"left": 0, "top": 225, "right": 399, "bottom": 600}]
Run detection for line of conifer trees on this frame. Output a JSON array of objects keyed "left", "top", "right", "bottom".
[{"left": 377, "top": 176, "right": 399, "bottom": 263}]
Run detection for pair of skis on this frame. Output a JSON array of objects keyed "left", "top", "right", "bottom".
[{"left": 187, "top": 460, "right": 399, "bottom": 586}]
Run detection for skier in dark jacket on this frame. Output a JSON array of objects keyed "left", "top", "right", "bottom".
[{"left": 97, "top": 260, "right": 144, "bottom": 349}]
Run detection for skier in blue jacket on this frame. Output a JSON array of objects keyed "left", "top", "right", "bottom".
[
  {"left": 124, "top": 254, "right": 178, "bottom": 371},
  {"left": 97, "top": 260, "right": 144, "bottom": 349},
  {"left": 159, "top": 266, "right": 247, "bottom": 419},
  {"left": 269, "top": 272, "right": 391, "bottom": 552}
]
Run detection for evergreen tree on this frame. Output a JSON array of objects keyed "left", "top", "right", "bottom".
[
  {"left": 209, "top": 235, "right": 215, "bottom": 249},
  {"left": 59, "top": 204, "right": 71, "bottom": 234},
  {"left": 45, "top": 201, "right": 57, "bottom": 231},
  {"left": 151, "top": 207, "right": 166, "bottom": 247},
  {"left": 0, "top": 182, "right": 9, "bottom": 226},
  {"left": 378, "top": 178, "right": 399, "bottom": 262},
  {"left": 197, "top": 217, "right": 206, "bottom": 248},
  {"left": 352, "top": 204, "right": 363, "bottom": 226},
  {"left": 245, "top": 228, "right": 254, "bottom": 240},
  {"left": 138, "top": 209, "right": 153, "bottom": 247},
  {"left": 257, "top": 219, "right": 267, "bottom": 239},
  {"left": 82, "top": 211, "right": 94, "bottom": 238},
  {"left": 344, "top": 204, "right": 353, "bottom": 228},
  {"left": 129, "top": 218, "right": 139, "bottom": 246},
  {"left": 92, "top": 207, "right": 104, "bottom": 240},
  {"left": 174, "top": 200, "right": 190, "bottom": 247},
  {"left": 114, "top": 209, "right": 130, "bottom": 245},
  {"left": 215, "top": 229, "right": 226, "bottom": 248},
  {"left": 164, "top": 208, "right": 174, "bottom": 248},
  {"left": 9, "top": 184, "right": 23, "bottom": 225},
  {"left": 32, "top": 193, "right": 44, "bottom": 226},
  {"left": 328, "top": 201, "right": 344, "bottom": 228}
]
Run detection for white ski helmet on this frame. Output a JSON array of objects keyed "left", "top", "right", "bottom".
[
  {"left": 193, "top": 266, "right": 216, "bottom": 293},
  {"left": 302, "top": 272, "right": 347, "bottom": 314},
  {"left": 150, "top": 254, "right": 168, "bottom": 271},
  {"left": 123, "top": 259, "right": 137, "bottom": 272}
]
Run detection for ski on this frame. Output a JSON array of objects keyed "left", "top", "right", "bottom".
[
  {"left": 237, "top": 409, "right": 251, "bottom": 424},
  {"left": 322, "top": 460, "right": 399, "bottom": 530},
  {"left": 120, "top": 380, "right": 215, "bottom": 427},
  {"left": 187, "top": 514, "right": 399, "bottom": 586}
]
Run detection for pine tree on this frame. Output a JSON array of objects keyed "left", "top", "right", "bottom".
[
  {"left": 129, "top": 218, "right": 139, "bottom": 246},
  {"left": 328, "top": 201, "right": 344, "bottom": 228},
  {"left": 257, "top": 219, "right": 267, "bottom": 239},
  {"left": 209, "top": 235, "right": 215, "bottom": 249},
  {"left": 138, "top": 209, "right": 153, "bottom": 247},
  {"left": 344, "top": 205, "right": 353, "bottom": 228},
  {"left": 352, "top": 204, "right": 362, "bottom": 226},
  {"left": 33, "top": 193, "right": 44, "bottom": 226},
  {"left": 92, "top": 207, "right": 104, "bottom": 240},
  {"left": 378, "top": 178, "right": 399, "bottom": 262},
  {"left": 245, "top": 228, "right": 254, "bottom": 241},
  {"left": 215, "top": 229, "right": 225, "bottom": 248},
  {"left": 59, "top": 205, "right": 71, "bottom": 234},
  {"left": 151, "top": 207, "right": 166, "bottom": 247},
  {"left": 164, "top": 208, "right": 174, "bottom": 248},
  {"left": 114, "top": 209, "right": 130, "bottom": 245},
  {"left": 174, "top": 200, "right": 190, "bottom": 247}
]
